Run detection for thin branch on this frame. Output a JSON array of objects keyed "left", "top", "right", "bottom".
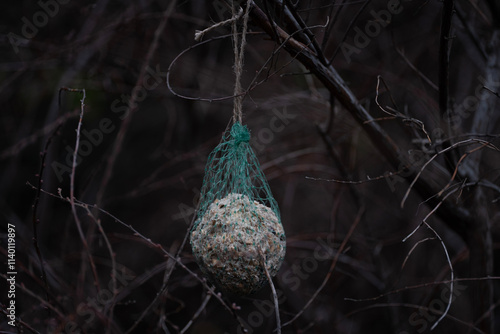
[
  {"left": 438, "top": 0, "right": 454, "bottom": 120},
  {"left": 330, "top": 0, "right": 371, "bottom": 64},
  {"left": 82, "top": 206, "right": 117, "bottom": 332},
  {"left": 31, "top": 124, "right": 60, "bottom": 315},
  {"left": 281, "top": 206, "right": 364, "bottom": 328},
  {"left": 374, "top": 75, "right": 399, "bottom": 117},
  {"left": 27, "top": 183, "right": 248, "bottom": 332},
  {"left": 96, "top": 0, "right": 177, "bottom": 208},
  {"left": 454, "top": 4, "right": 488, "bottom": 61},
  {"left": 372, "top": 75, "right": 431, "bottom": 143},
  {"left": 400, "top": 139, "right": 497, "bottom": 208},
  {"left": 401, "top": 237, "right": 436, "bottom": 270},
  {"left": 62, "top": 87, "right": 101, "bottom": 296},
  {"left": 439, "top": 0, "right": 460, "bottom": 171},
  {"left": 259, "top": 248, "right": 281, "bottom": 334},
  {"left": 321, "top": 0, "right": 345, "bottom": 52},
  {"left": 0, "top": 306, "right": 42, "bottom": 334},
  {"left": 395, "top": 47, "right": 439, "bottom": 91},
  {"left": 247, "top": 22, "right": 328, "bottom": 92},
  {"left": 166, "top": 33, "right": 254, "bottom": 102},
  {"left": 125, "top": 217, "right": 196, "bottom": 333},
  {"left": 437, "top": 142, "right": 491, "bottom": 196},
  {"left": 283, "top": 0, "right": 327, "bottom": 64},
  {"left": 0, "top": 272, "right": 66, "bottom": 320},
  {"left": 345, "top": 276, "right": 500, "bottom": 303},
  {"left": 483, "top": 85, "right": 500, "bottom": 98},
  {"left": 305, "top": 170, "right": 402, "bottom": 185},
  {"left": 0, "top": 109, "right": 78, "bottom": 159},
  {"left": 249, "top": 2, "right": 402, "bottom": 165},
  {"left": 422, "top": 222, "right": 454, "bottom": 331},
  {"left": 342, "top": 302, "right": 485, "bottom": 333},
  {"left": 179, "top": 292, "right": 213, "bottom": 334}
]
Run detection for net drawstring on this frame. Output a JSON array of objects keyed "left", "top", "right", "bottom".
[{"left": 231, "top": 121, "right": 250, "bottom": 146}]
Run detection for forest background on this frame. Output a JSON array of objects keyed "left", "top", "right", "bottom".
[{"left": 1, "top": 0, "right": 500, "bottom": 333}]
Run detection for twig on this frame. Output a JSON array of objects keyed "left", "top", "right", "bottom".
[
  {"left": 281, "top": 206, "right": 364, "bottom": 328},
  {"left": 62, "top": 87, "right": 101, "bottom": 296},
  {"left": 472, "top": 299, "right": 500, "bottom": 331},
  {"left": 194, "top": 7, "right": 243, "bottom": 41},
  {"left": 454, "top": 4, "right": 488, "bottom": 61},
  {"left": 400, "top": 138, "right": 497, "bottom": 208},
  {"left": 402, "top": 184, "right": 459, "bottom": 331},
  {"left": 422, "top": 222, "right": 454, "bottom": 331},
  {"left": 26, "top": 183, "right": 248, "bottom": 331},
  {"left": 96, "top": 0, "right": 177, "bottom": 208},
  {"left": 0, "top": 109, "right": 78, "bottom": 159},
  {"left": 283, "top": 0, "right": 327, "bottom": 64},
  {"left": 247, "top": 22, "right": 328, "bottom": 93},
  {"left": 330, "top": 0, "right": 371, "bottom": 63},
  {"left": 403, "top": 185, "right": 462, "bottom": 242},
  {"left": 345, "top": 276, "right": 500, "bottom": 303},
  {"left": 320, "top": 0, "right": 345, "bottom": 51},
  {"left": 467, "top": 0, "right": 491, "bottom": 25},
  {"left": 0, "top": 272, "right": 66, "bottom": 320},
  {"left": 372, "top": 75, "right": 431, "bottom": 143},
  {"left": 82, "top": 206, "right": 117, "bottom": 330},
  {"left": 305, "top": 170, "right": 403, "bottom": 185},
  {"left": 125, "top": 176, "right": 201, "bottom": 333},
  {"left": 31, "top": 124, "right": 60, "bottom": 315},
  {"left": 374, "top": 76, "right": 399, "bottom": 117},
  {"left": 439, "top": 0, "right": 459, "bottom": 170},
  {"left": 483, "top": 85, "right": 500, "bottom": 98},
  {"left": 259, "top": 248, "right": 281, "bottom": 334},
  {"left": 124, "top": 241, "right": 185, "bottom": 333},
  {"left": 166, "top": 33, "right": 252, "bottom": 102},
  {"left": 401, "top": 237, "right": 435, "bottom": 269},
  {"left": 342, "top": 302, "right": 485, "bottom": 333},
  {"left": 179, "top": 292, "right": 213, "bottom": 333},
  {"left": 438, "top": 0, "right": 454, "bottom": 121},
  {"left": 395, "top": 47, "right": 438, "bottom": 91},
  {"left": 437, "top": 142, "right": 490, "bottom": 196},
  {"left": 0, "top": 305, "right": 43, "bottom": 334}
]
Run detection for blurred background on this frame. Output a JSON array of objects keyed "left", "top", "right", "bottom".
[{"left": 1, "top": 0, "right": 500, "bottom": 333}]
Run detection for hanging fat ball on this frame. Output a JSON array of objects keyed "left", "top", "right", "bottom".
[{"left": 190, "top": 122, "right": 286, "bottom": 296}]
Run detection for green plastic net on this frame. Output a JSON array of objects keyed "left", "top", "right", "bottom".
[{"left": 190, "top": 122, "right": 286, "bottom": 296}]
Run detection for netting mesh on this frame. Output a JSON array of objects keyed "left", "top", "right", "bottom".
[{"left": 190, "top": 122, "right": 286, "bottom": 296}]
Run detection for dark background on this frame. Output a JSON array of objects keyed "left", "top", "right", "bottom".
[{"left": 1, "top": 0, "right": 500, "bottom": 333}]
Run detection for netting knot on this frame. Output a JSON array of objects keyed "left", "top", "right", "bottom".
[{"left": 231, "top": 122, "right": 250, "bottom": 146}]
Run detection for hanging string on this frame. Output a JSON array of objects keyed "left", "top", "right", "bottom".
[{"left": 231, "top": 0, "right": 252, "bottom": 124}]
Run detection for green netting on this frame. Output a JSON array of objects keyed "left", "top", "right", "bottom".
[{"left": 190, "top": 122, "right": 286, "bottom": 296}]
